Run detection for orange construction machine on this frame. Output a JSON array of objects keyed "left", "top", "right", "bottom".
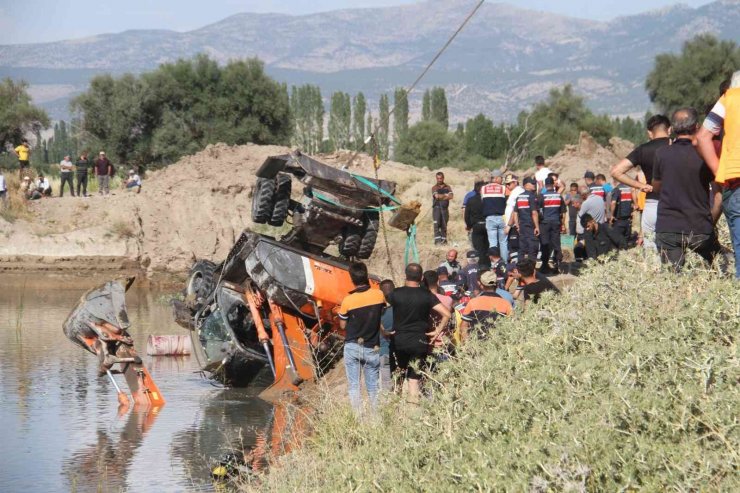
[
  {"left": 172, "top": 151, "right": 410, "bottom": 395},
  {"left": 63, "top": 277, "right": 165, "bottom": 410}
]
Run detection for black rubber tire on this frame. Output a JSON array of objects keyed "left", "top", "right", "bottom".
[
  {"left": 186, "top": 260, "right": 218, "bottom": 302},
  {"left": 252, "top": 178, "right": 276, "bottom": 224},
  {"left": 357, "top": 212, "right": 380, "bottom": 260},
  {"left": 269, "top": 173, "right": 292, "bottom": 227},
  {"left": 339, "top": 227, "right": 362, "bottom": 258}
]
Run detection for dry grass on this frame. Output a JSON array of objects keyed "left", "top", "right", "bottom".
[
  {"left": 254, "top": 251, "right": 739, "bottom": 492},
  {"left": 0, "top": 173, "right": 34, "bottom": 223},
  {"left": 110, "top": 220, "right": 135, "bottom": 239}
]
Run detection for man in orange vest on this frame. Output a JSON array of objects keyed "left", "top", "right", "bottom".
[{"left": 697, "top": 70, "right": 740, "bottom": 280}]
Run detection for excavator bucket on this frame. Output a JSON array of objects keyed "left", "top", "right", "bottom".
[{"left": 63, "top": 277, "right": 165, "bottom": 409}]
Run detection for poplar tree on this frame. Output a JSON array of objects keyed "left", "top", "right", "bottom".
[
  {"left": 352, "top": 92, "right": 366, "bottom": 150},
  {"left": 378, "top": 94, "right": 390, "bottom": 160},
  {"left": 393, "top": 88, "right": 409, "bottom": 144}
]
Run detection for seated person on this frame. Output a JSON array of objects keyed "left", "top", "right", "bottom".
[
  {"left": 580, "top": 213, "right": 626, "bottom": 260},
  {"left": 512, "top": 258, "right": 560, "bottom": 306},
  {"left": 124, "top": 169, "right": 142, "bottom": 191},
  {"left": 21, "top": 176, "right": 42, "bottom": 200},
  {"left": 35, "top": 174, "right": 52, "bottom": 197}
]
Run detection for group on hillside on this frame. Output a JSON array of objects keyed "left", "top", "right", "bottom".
[
  {"left": 342, "top": 70, "right": 740, "bottom": 413},
  {"left": 3, "top": 145, "right": 142, "bottom": 202}
]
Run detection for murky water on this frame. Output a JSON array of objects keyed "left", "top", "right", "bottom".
[{"left": 0, "top": 274, "right": 278, "bottom": 492}]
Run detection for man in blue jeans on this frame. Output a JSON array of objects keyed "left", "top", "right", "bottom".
[
  {"left": 481, "top": 172, "right": 508, "bottom": 262},
  {"left": 338, "top": 262, "right": 386, "bottom": 411}
]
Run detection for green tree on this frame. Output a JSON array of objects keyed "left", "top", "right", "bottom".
[
  {"left": 0, "top": 78, "right": 50, "bottom": 152},
  {"left": 378, "top": 94, "right": 390, "bottom": 160},
  {"left": 422, "top": 89, "right": 431, "bottom": 121},
  {"left": 393, "top": 88, "right": 409, "bottom": 144},
  {"left": 328, "top": 91, "right": 351, "bottom": 151},
  {"left": 464, "top": 114, "right": 508, "bottom": 160},
  {"left": 352, "top": 92, "right": 366, "bottom": 150},
  {"left": 430, "top": 87, "right": 449, "bottom": 129},
  {"left": 395, "top": 121, "right": 459, "bottom": 168},
  {"left": 646, "top": 34, "right": 740, "bottom": 114},
  {"left": 522, "top": 84, "right": 591, "bottom": 156},
  {"left": 291, "top": 84, "right": 324, "bottom": 154}
]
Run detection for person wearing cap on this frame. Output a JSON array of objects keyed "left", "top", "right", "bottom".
[
  {"left": 510, "top": 177, "right": 539, "bottom": 260},
  {"left": 537, "top": 177, "right": 567, "bottom": 274},
  {"left": 580, "top": 213, "right": 626, "bottom": 260},
  {"left": 464, "top": 181, "right": 489, "bottom": 259},
  {"left": 75, "top": 152, "right": 91, "bottom": 197},
  {"left": 491, "top": 169, "right": 504, "bottom": 184},
  {"left": 124, "top": 169, "right": 142, "bottom": 192},
  {"left": 23, "top": 176, "right": 41, "bottom": 200},
  {"left": 533, "top": 155, "right": 552, "bottom": 193},
  {"left": 504, "top": 174, "right": 524, "bottom": 262},
  {"left": 512, "top": 258, "right": 560, "bottom": 307},
  {"left": 481, "top": 170, "right": 509, "bottom": 263},
  {"left": 59, "top": 154, "right": 75, "bottom": 197},
  {"left": 459, "top": 270, "right": 513, "bottom": 341},
  {"left": 459, "top": 250, "right": 481, "bottom": 294},
  {"left": 35, "top": 173, "right": 51, "bottom": 197},
  {"left": 94, "top": 151, "right": 113, "bottom": 195},
  {"left": 432, "top": 172, "right": 453, "bottom": 245}
]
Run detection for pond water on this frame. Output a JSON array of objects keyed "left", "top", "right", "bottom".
[{"left": 0, "top": 274, "right": 279, "bottom": 492}]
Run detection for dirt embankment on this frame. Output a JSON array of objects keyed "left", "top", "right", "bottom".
[{"left": 0, "top": 136, "right": 631, "bottom": 282}]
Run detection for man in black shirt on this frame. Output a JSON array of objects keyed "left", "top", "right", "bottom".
[
  {"left": 653, "top": 108, "right": 721, "bottom": 272},
  {"left": 513, "top": 258, "right": 560, "bottom": 307},
  {"left": 432, "top": 172, "right": 454, "bottom": 245},
  {"left": 580, "top": 213, "right": 626, "bottom": 260},
  {"left": 75, "top": 152, "right": 91, "bottom": 197},
  {"left": 463, "top": 181, "right": 489, "bottom": 263},
  {"left": 611, "top": 114, "right": 671, "bottom": 251},
  {"left": 387, "top": 263, "right": 451, "bottom": 403}
]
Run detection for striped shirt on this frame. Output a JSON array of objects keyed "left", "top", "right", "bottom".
[{"left": 338, "top": 285, "right": 385, "bottom": 348}]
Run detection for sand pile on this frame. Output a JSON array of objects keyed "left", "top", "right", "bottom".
[{"left": 544, "top": 132, "right": 635, "bottom": 184}]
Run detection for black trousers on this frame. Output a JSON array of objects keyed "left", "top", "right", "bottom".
[
  {"left": 433, "top": 206, "right": 449, "bottom": 244},
  {"left": 508, "top": 226, "right": 520, "bottom": 262},
  {"left": 60, "top": 173, "right": 75, "bottom": 197},
  {"left": 519, "top": 225, "right": 539, "bottom": 260},
  {"left": 568, "top": 217, "right": 577, "bottom": 236},
  {"left": 656, "top": 232, "right": 720, "bottom": 273},
  {"left": 471, "top": 223, "right": 490, "bottom": 267},
  {"left": 612, "top": 218, "right": 631, "bottom": 242},
  {"left": 539, "top": 222, "right": 562, "bottom": 266},
  {"left": 76, "top": 173, "right": 88, "bottom": 196}
]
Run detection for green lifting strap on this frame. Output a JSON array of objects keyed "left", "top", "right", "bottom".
[
  {"left": 350, "top": 173, "right": 403, "bottom": 205},
  {"left": 312, "top": 191, "right": 399, "bottom": 213},
  {"left": 404, "top": 224, "right": 420, "bottom": 265}
]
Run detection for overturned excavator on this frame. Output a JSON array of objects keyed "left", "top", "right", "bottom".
[{"left": 173, "top": 151, "right": 416, "bottom": 394}]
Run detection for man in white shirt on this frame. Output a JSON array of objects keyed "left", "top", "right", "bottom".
[
  {"left": 59, "top": 155, "right": 75, "bottom": 197},
  {"left": 504, "top": 174, "right": 524, "bottom": 263},
  {"left": 125, "top": 169, "right": 142, "bottom": 192},
  {"left": 533, "top": 156, "right": 552, "bottom": 192},
  {"left": 35, "top": 174, "right": 52, "bottom": 197},
  {"left": 0, "top": 169, "right": 7, "bottom": 208}
]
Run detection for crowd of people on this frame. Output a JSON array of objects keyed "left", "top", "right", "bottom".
[
  {"left": 1, "top": 145, "right": 142, "bottom": 204},
  {"left": 344, "top": 70, "right": 739, "bottom": 412}
]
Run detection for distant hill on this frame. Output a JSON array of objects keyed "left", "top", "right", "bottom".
[{"left": 1, "top": 0, "right": 739, "bottom": 122}]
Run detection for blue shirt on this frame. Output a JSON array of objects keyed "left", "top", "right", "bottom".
[
  {"left": 462, "top": 190, "right": 476, "bottom": 207},
  {"left": 380, "top": 306, "right": 393, "bottom": 356}
]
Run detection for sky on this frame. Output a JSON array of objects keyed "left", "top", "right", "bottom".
[{"left": 0, "top": 0, "right": 716, "bottom": 45}]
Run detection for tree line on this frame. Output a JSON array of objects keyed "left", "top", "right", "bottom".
[{"left": 1, "top": 35, "right": 737, "bottom": 173}]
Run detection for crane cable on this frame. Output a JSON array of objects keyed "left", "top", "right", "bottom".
[{"left": 354, "top": 0, "right": 486, "bottom": 277}]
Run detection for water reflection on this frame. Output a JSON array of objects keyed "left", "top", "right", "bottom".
[{"left": 0, "top": 274, "right": 285, "bottom": 492}]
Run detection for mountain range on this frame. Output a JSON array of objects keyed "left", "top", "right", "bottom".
[{"left": 1, "top": 0, "right": 739, "bottom": 122}]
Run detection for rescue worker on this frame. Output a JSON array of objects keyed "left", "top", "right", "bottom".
[
  {"left": 610, "top": 181, "right": 636, "bottom": 242},
  {"left": 431, "top": 172, "right": 453, "bottom": 245},
  {"left": 481, "top": 171, "right": 508, "bottom": 263},
  {"left": 510, "top": 177, "right": 539, "bottom": 260},
  {"left": 438, "top": 249, "right": 461, "bottom": 281},
  {"left": 437, "top": 268, "right": 462, "bottom": 301},
  {"left": 464, "top": 181, "right": 489, "bottom": 263},
  {"left": 537, "top": 176, "right": 567, "bottom": 274},
  {"left": 588, "top": 172, "right": 606, "bottom": 201},
  {"left": 459, "top": 251, "right": 481, "bottom": 295},
  {"left": 459, "top": 271, "right": 513, "bottom": 341},
  {"left": 580, "top": 213, "right": 627, "bottom": 260}
]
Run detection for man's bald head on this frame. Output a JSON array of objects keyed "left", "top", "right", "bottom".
[
  {"left": 671, "top": 107, "right": 698, "bottom": 136},
  {"left": 579, "top": 185, "right": 590, "bottom": 198}
]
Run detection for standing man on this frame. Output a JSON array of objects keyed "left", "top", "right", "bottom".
[
  {"left": 432, "top": 172, "right": 453, "bottom": 245},
  {"left": 504, "top": 174, "right": 524, "bottom": 263},
  {"left": 534, "top": 156, "right": 552, "bottom": 192},
  {"left": 76, "top": 152, "right": 90, "bottom": 197},
  {"left": 697, "top": 70, "right": 740, "bottom": 280},
  {"left": 13, "top": 139, "right": 31, "bottom": 177},
  {"left": 59, "top": 155, "right": 75, "bottom": 197},
  {"left": 653, "top": 108, "right": 720, "bottom": 272},
  {"left": 0, "top": 168, "right": 7, "bottom": 209},
  {"left": 481, "top": 172, "right": 508, "bottom": 263},
  {"left": 538, "top": 177, "right": 567, "bottom": 274},
  {"left": 610, "top": 181, "right": 636, "bottom": 242},
  {"left": 611, "top": 115, "right": 671, "bottom": 251},
  {"left": 388, "top": 263, "right": 451, "bottom": 403},
  {"left": 564, "top": 182, "right": 581, "bottom": 236},
  {"left": 510, "top": 177, "right": 539, "bottom": 260},
  {"left": 378, "top": 279, "right": 396, "bottom": 394},
  {"left": 94, "top": 151, "right": 112, "bottom": 195},
  {"left": 464, "top": 181, "right": 489, "bottom": 262},
  {"left": 338, "top": 262, "right": 385, "bottom": 412}
]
